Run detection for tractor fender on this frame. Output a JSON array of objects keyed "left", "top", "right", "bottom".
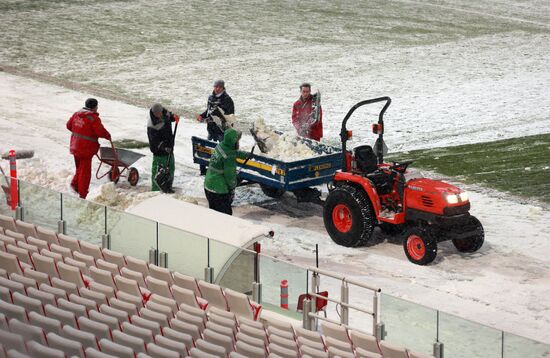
[{"left": 333, "top": 172, "right": 382, "bottom": 217}]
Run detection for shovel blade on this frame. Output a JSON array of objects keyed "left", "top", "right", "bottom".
[{"left": 154, "top": 165, "right": 172, "bottom": 193}]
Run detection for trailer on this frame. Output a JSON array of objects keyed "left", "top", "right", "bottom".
[{"left": 191, "top": 136, "right": 342, "bottom": 202}]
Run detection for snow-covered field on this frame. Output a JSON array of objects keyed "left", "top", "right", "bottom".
[{"left": 1, "top": 0, "right": 549, "bottom": 351}]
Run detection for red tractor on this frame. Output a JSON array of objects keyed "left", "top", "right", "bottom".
[{"left": 323, "top": 97, "right": 484, "bottom": 265}]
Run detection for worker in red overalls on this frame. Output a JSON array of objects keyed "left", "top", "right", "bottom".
[
  {"left": 66, "top": 98, "right": 111, "bottom": 199},
  {"left": 291, "top": 83, "right": 323, "bottom": 141}
]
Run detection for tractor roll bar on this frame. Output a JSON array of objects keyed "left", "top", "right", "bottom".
[{"left": 340, "top": 96, "right": 391, "bottom": 168}]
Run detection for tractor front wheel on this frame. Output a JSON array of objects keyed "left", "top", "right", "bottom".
[
  {"left": 323, "top": 184, "right": 375, "bottom": 247},
  {"left": 452, "top": 216, "right": 484, "bottom": 253},
  {"left": 403, "top": 226, "right": 437, "bottom": 265}
]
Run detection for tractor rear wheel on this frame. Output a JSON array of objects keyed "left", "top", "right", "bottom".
[
  {"left": 403, "top": 226, "right": 437, "bottom": 265},
  {"left": 260, "top": 184, "right": 285, "bottom": 198},
  {"left": 452, "top": 216, "right": 484, "bottom": 253},
  {"left": 323, "top": 184, "right": 375, "bottom": 247}
]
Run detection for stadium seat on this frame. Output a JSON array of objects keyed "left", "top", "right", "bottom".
[
  {"left": 99, "top": 338, "right": 135, "bottom": 358},
  {"left": 208, "top": 312, "right": 237, "bottom": 336},
  {"left": 79, "top": 241, "right": 103, "bottom": 260},
  {"left": 62, "top": 324, "right": 98, "bottom": 349},
  {"left": 72, "top": 251, "right": 96, "bottom": 268},
  {"left": 300, "top": 345, "right": 330, "bottom": 358},
  {"left": 39, "top": 248, "right": 63, "bottom": 263},
  {"left": 162, "top": 327, "right": 195, "bottom": 349},
  {"left": 12, "top": 292, "right": 43, "bottom": 315},
  {"left": 0, "top": 214, "right": 17, "bottom": 232},
  {"left": 51, "top": 277, "right": 79, "bottom": 296},
  {"left": 172, "top": 285, "right": 207, "bottom": 310},
  {"left": 146, "top": 343, "right": 181, "bottom": 358},
  {"left": 57, "top": 234, "right": 81, "bottom": 252},
  {"left": 205, "top": 321, "right": 235, "bottom": 343},
  {"left": 26, "top": 341, "right": 65, "bottom": 358},
  {"left": 121, "top": 321, "right": 155, "bottom": 344},
  {"left": 115, "top": 274, "right": 149, "bottom": 299},
  {"left": 238, "top": 324, "right": 268, "bottom": 345},
  {"left": 109, "top": 297, "right": 139, "bottom": 316},
  {"left": 327, "top": 346, "right": 355, "bottom": 358},
  {"left": 88, "top": 281, "right": 116, "bottom": 299},
  {"left": 170, "top": 318, "right": 202, "bottom": 341},
  {"left": 189, "top": 348, "right": 219, "bottom": 358},
  {"left": 198, "top": 281, "right": 228, "bottom": 311},
  {"left": 46, "top": 332, "right": 86, "bottom": 358},
  {"left": 0, "top": 276, "right": 25, "bottom": 295},
  {"left": 56, "top": 261, "right": 88, "bottom": 288},
  {"left": 79, "top": 287, "right": 108, "bottom": 306},
  {"left": 31, "top": 253, "right": 58, "bottom": 277},
  {"left": 356, "top": 349, "right": 383, "bottom": 358},
  {"left": 149, "top": 264, "right": 174, "bottom": 285},
  {"left": 155, "top": 334, "right": 189, "bottom": 357},
  {"left": 96, "top": 259, "right": 120, "bottom": 276},
  {"left": 379, "top": 341, "right": 409, "bottom": 358},
  {"left": 28, "top": 311, "right": 62, "bottom": 334},
  {"left": 78, "top": 316, "right": 112, "bottom": 341},
  {"left": 120, "top": 266, "right": 147, "bottom": 287},
  {"left": 270, "top": 335, "right": 299, "bottom": 354},
  {"left": 44, "top": 303, "right": 78, "bottom": 328},
  {"left": 102, "top": 248, "right": 126, "bottom": 267},
  {"left": 0, "top": 235, "right": 17, "bottom": 248},
  {"left": 57, "top": 297, "right": 87, "bottom": 318},
  {"left": 88, "top": 309, "right": 120, "bottom": 331},
  {"left": 350, "top": 330, "right": 382, "bottom": 355},
  {"left": 16, "top": 242, "right": 39, "bottom": 255},
  {"left": 267, "top": 325, "right": 295, "bottom": 341},
  {"left": 69, "top": 292, "right": 97, "bottom": 311},
  {"left": 63, "top": 257, "right": 87, "bottom": 275},
  {"left": 0, "top": 251, "right": 25, "bottom": 275},
  {"left": 0, "top": 287, "right": 10, "bottom": 303},
  {"left": 131, "top": 314, "right": 162, "bottom": 336},
  {"left": 179, "top": 302, "right": 207, "bottom": 325},
  {"left": 38, "top": 283, "right": 67, "bottom": 301},
  {"left": 203, "top": 328, "right": 235, "bottom": 354},
  {"left": 14, "top": 220, "right": 37, "bottom": 238},
  {"left": 6, "top": 349, "right": 32, "bottom": 358},
  {"left": 4, "top": 230, "right": 25, "bottom": 242},
  {"left": 0, "top": 299, "right": 27, "bottom": 322},
  {"left": 268, "top": 342, "right": 298, "bottom": 358},
  {"left": 84, "top": 348, "right": 119, "bottom": 358},
  {"left": 225, "top": 288, "right": 261, "bottom": 320},
  {"left": 112, "top": 329, "right": 147, "bottom": 354},
  {"left": 8, "top": 317, "right": 47, "bottom": 344},
  {"left": 35, "top": 227, "right": 59, "bottom": 245},
  {"left": 9, "top": 273, "right": 37, "bottom": 289},
  {"left": 99, "top": 303, "right": 130, "bottom": 324},
  {"left": 236, "top": 331, "right": 265, "bottom": 351},
  {"left": 196, "top": 338, "right": 227, "bottom": 357},
  {"left": 141, "top": 306, "right": 170, "bottom": 326},
  {"left": 146, "top": 275, "right": 173, "bottom": 298},
  {"left": 126, "top": 256, "right": 150, "bottom": 276},
  {"left": 321, "top": 321, "right": 351, "bottom": 343},
  {"left": 116, "top": 290, "right": 144, "bottom": 307},
  {"left": 175, "top": 310, "right": 206, "bottom": 331},
  {"left": 173, "top": 272, "right": 202, "bottom": 297},
  {"left": 22, "top": 268, "right": 50, "bottom": 285},
  {"left": 146, "top": 297, "right": 176, "bottom": 317},
  {"left": 49, "top": 243, "right": 72, "bottom": 259},
  {"left": 26, "top": 236, "right": 49, "bottom": 252}
]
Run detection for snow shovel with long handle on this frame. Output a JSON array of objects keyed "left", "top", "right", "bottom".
[{"left": 154, "top": 121, "right": 179, "bottom": 193}]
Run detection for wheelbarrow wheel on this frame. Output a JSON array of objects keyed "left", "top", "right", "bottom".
[
  {"left": 128, "top": 167, "right": 139, "bottom": 186},
  {"left": 109, "top": 166, "right": 120, "bottom": 184}
]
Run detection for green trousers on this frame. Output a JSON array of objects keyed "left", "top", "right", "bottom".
[{"left": 151, "top": 154, "right": 175, "bottom": 191}]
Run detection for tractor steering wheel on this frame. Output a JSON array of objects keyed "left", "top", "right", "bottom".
[{"left": 390, "top": 160, "right": 414, "bottom": 173}]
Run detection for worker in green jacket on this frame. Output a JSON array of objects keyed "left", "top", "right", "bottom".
[{"left": 204, "top": 128, "right": 247, "bottom": 215}]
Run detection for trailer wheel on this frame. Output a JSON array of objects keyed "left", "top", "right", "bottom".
[
  {"left": 128, "top": 167, "right": 139, "bottom": 186},
  {"left": 323, "top": 184, "right": 375, "bottom": 247},
  {"left": 109, "top": 167, "right": 120, "bottom": 184},
  {"left": 452, "top": 216, "right": 484, "bottom": 253},
  {"left": 403, "top": 226, "right": 437, "bottom": 265},
  {"left": 260, "top": 184, "right": 285, "bottom": 198}
]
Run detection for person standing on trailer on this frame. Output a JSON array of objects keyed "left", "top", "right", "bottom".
[
  {"left": 204, "top": 128, "right": 247, "bottom": 215},
  {"left": 147, "top": 103, "right": 179, "bottom": 193},
  {"left": 66, "top": 98, "right": 111, "bottom": 199},
  {"left": 292, "top": 82, "right": 323, "bottom": 141},
  {"left": 196, "top": 80, "right": 235, "bottom": 142}
]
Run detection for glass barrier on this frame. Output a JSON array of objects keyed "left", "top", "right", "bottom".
[
  {"left": 211, "top": 239, "right": 256, "bottom": 295},
  {"left": 106, "top": 208, "right": 156, "bottom": 263},
  {"left": 380, "top": 293, "right": 438, "bottom": 354},
  {"left": 259, "top": 254, "right": 307, "bottom": 320},
  {"left": 503, "top": 332, "right": 550, "bottom": 358},
  {"left": 439, "top": 311, "right": 502, "bottom": 358},
  {"left": 18, "top": 180, "right": 60, "bottom": 231},
  {"left": 62, "top": 194, "right": 105, "bottom": 245},
  {"left": 158, "top": 223, "right": 207, "bottom": 280},
  {"left": 0, "top": 174, "right": 13, "bottom": 216}
]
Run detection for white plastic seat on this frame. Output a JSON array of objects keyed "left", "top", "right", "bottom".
[
  {"left": 235, "top": 340, "right": 265, "bottom": 358},
  {"left": 79, "top": 287, "right": 108, "bottom": 306},
  {"left": 155, "top": 334, "right": 188, "bottom": 357},
  {"left": 239, "top": 324, "right": 268, "bottom": 345},
  {"left": 131, "top": 314, "right": 162, "bottom": 336},
  {"left": 296, "top": 326, "right": 325, "bottom": 346},
  {"left": 9, "top": 272, "right": 37, "bottom": 289},
  {"left": 228, "top": 353, "right": 248, "bottom": 358},
  {"left": 121, "top": 321, "right": 154, "bottom": 344},
  {"left": 47, "top": 332, "right": 86, "bottom": 358},
  {"left": 99, "top": 303, "right": 130, "bottom": 324},
  {"left": 172, "top": 272, "right": 202, "bottom": 297},
  {"left": 149, "top": 294, "right": 178, "bottom": 316},
  {"left": 163, "top": 327, "right": 195, "bottom": 348},
  {"left": 84, "top": 348, "right": 119, "bottom": 358},
  {"left": 325, "top": 336, "right": 353, "bottom": 351},
  {"left": 35, "top": 226, "right": 59, "bottom": 245},
  {"left": 112, "top": 329, "right": 146, "bottom": 354},
  {"left": 172, "top": 285, "right": 207, "bottom": 310},
  {"left": 270, "top": 334, "right": 298, "bottom": 353},
  {"left": 49, "top": 243, "right": 72, "bottom": 259},
  {"left": 72, "top": 251, "right": 96, "bottom": 268},
  {"left": 0, "top": 286, "right": 10, "bottom": 302},
  {"left": 12, "top": 291, "right": 44, "bottom": 315},
  {"left": 26, "top": 286, "right": 55, "bottom": 307},
  {"left": 79, "top": 241, "right": 103, "bottom": 260},
  {"left": 175, "top": 310, "right": 205, "bottom": 331},
  {"left": 356, "top": 348, "right": 383, "bottom": 358},
  {"left": 0, "top": 276, "right": 25, "bottom": 295},
  {"left": 407, "top": 351, "right": 434, "bottom": 358},
  {"left": 189, "top": 348, "right": 219, "bottom": 358},
  {"left": 205, "top": 321, "right": 235, "bottom": 343},
  {"left": 120, "top": 266, "right": 147, "bottom": 287},
  {"left": 379, "top": 341, "right": 409, "bottom": 358},
  {"left": 126, "top": 256, "right": 150, "bottom": 276},
  {"left": 149, "top": 264, "right": 173, "bottom": 285},
  {"left": 225, "top": 289, "right": 262, "bottom": 321},
  {"left": 6, "top": 245, "right": 32, "bottom": 266},
  {"left": 146, "top": 275, "right": 173, "bottom": 298},
  {"left": 140, "top": 307, "right": 170, "bottom": 327},
  {"left": 99, "top": 338, "right": 135, "bottom": 358},
  {"left": 117, "top": 290, "right": 144, "bottom": 307},
  {"left": 203, "top": 328, "right": 235, "bottom": 354},
  {"left": 350, "top": 330, "right": 381, "bottom": 355},
  {"left": 16, "top": 242, "right": 39, "bottom": 255},
  {"left": 196, "top": 339, "right": 227, "bottom": 357},
  {"left": 0, "top": 251, "right": 24, "bottom": 275},
  {"left": 38, "top": 283, "right": 67, "bottom": 300},
  {"left": 27, "top": 341, "right": 65, "bottom": 358},
  {"left": 57, "top": 297, "right": 87, "bottom": 318},
  {"left": 198, "top": 281, "right": 228, "bottom": 311},
  {"left": 56, "top": 261, "right": 88, "bottom": 288},
  {"left": 0, "top": 299, "right": 27, "bottom": 322},
  {"left": 171, "top": 317, "right": 202, "bottom": 341},
  {"left": 45, "top": 303, "right": 78, "bottom": 328},
  {"left": 39, "top": 248, "right": 63, "bottom": 263},
  {"left": 4, "top": 230, "right": 25, "bottom": 242},
  {"left": 179, "top": 303, "right": 208, "bottom": 325},
  {"left": 31, "top": 252, "right": 58, "bottom": 277},
  {"left": 78, "top": 316, "right": 112, "bottom": 341},
  {"left": 208, "top": 313, "right": 237, "bottom": 336},
  {"left": 6, "top": 349, "right": 32, "bottom": 358},
  {"left": 96, "top": 258, "right": 120, "bottom": 276},
  {"left": 236, "top": 331, "right": 266, "bottom": 350},
  {"left": 63, "top": 257, "right": 88, "bottom": 275},
  {"left": 300, "top": 345, "right": 329, "bottom": 358},
  {"left": 115, "top": 274, "right": 147, "bottom": 298},
  {"left": 88, "top": 281, "right": 116, "bottom": 299},
  {"left": 269, "top": 342, "right": 300, "bottom": 358},
  {"left": 297, "top": 336, "right": 326, "bottom": 351},
  {"left": 267, "top": 325, "right": 295, "bottom": 341},
  {"left": 26, "top": 236, "right": 49, "bottom": 252},
  {"left": 8, "top": 317, "right": 47, "bottom": 344},
  {"left": 0, "top": 235, "right": 17, "bottom": 247},
  {"left": 0, "top": 214, "right": 16, "bottom": 232},
  {"left": 28, "top": 311, "right": 62, "bottom": 334},
  {"left": 22, "top": 268, "right": 50, "bottom": 285},
  {"left": 69, "top": 293, "right": 97, "bottom": 311},
  {"left": 14, "top": 220, "right": 37, "bottom": 238},
  {"left": 88, "top": 309, "right": 120, "bottom": 331},
  {"left": 89, "top": 266, "right": 116, "bottom": 288},
  {"left": 147, "top": 343, "right": 181, "bottom": 358},
  {"left": 51, "top": 276, "right": 79, "bottom": 296},
  {"left": 327, "top": 346, "right": 355, "bottom": 358},
  {"left": 57, "top": 234, "right": 80, "bottom": 252},
  {"left": 62, "top": 324, "right": 98, "bottom": 349},
  {"left": 102, "top": 248, "right": 126, "bottom": 267},
  {"left": 109, "top": 297, "right": 139, "bottom": 316},
  {"left": 321, "top": 321, "right": 351, "bottom": 343}
]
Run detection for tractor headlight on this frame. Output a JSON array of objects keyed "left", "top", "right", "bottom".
[
  {"left": 445, "top": 194, "right": 459, "bottom": 204},
  {"left": 459, "top": 191, "right": 469, "bottom": 202}
]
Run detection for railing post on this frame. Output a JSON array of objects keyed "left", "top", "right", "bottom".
[
  {"left": 302, "top": 299, "right": 312, "bottom": 330},
  {"left": 159, "top": 252, "right": 168, "bottom": 268},
  {"left": 434, "top": 342, "right": 444, "bottom": 358},
  {"left": 8, "top": 150, "right": 18, "bottom": 211},
  {"left": 373, "top": 290, "right": 385, "bottom": 339},
  {"left": 101, "top": 234, "right": 110, "bottom": 249},
  {"left": 252, "top": 282, "right": 262, "bottom": 304},
  {"left": 58, "top": 193, "right": 66, "bottom": 234},
  {"left": 204, "top": 238, "right": 214, "bottom": 283},
  {"left": 311, "top": 272, "right": 320, "bottom": 328},
  {"left": 341, "top": 280, "right": 349, "bottom": 325},
  {"left": 149, "top": 248, "right": 158, "bottom": 265}
]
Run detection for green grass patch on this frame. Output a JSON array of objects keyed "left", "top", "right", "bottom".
[
  {"left": 388, "top": 134, "right": 550, "bottom": 203},
  {"left": 113, "top": 139, "right": 148, "bottom": 149}
]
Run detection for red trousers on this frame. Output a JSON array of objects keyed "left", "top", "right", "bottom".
[{"left": 71, "top": 156, "right": 93, "bottom": 199}]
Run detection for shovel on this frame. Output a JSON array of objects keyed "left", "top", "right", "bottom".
[
  {"left": 249, "top": 127, "right": 269, "bottom": 154},
  {"left": 154, "top": 122, "right": 179, "bottom": 193}
]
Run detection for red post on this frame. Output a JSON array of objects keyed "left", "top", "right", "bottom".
[
  {"left": 8, "top": 150, "right": 18, "bottom": 210},
  {"left": 280, "top": 279, "right": 289, "bottom": 310}
]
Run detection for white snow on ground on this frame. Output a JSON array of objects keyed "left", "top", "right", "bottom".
[{"left": 0, "top": 73, "right": 549, "bottom": 346}]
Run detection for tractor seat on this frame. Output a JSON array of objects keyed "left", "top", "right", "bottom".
[{"left": 354, "top": 145, "right": 378, "bottom": 174}]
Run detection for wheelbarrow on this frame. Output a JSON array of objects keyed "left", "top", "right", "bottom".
[{"left": 96, "top": 141, "right": 145, "bottom": 186}]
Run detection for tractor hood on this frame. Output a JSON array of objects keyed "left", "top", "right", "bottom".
[
  {"left": 405, "top": 178, "right": 470, "bottom": 215},
  {"left": 406, "top": 178, "right": 462, "bottom": 196}
]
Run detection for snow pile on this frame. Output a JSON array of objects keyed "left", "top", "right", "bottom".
[{"left": 252, "top": 118, "right": 316, "bottom": 161}]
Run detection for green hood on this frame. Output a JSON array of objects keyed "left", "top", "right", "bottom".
[
  {"left": 220, "top": 128, "right": 241, "bottom": 151},
  {"left": 204, "top": 128, "right": 243, "bottom": 194}
]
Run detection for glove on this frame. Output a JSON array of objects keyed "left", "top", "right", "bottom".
[
  {"left": 173, "top": 114, "right": 180, "bottom": 124},
  {"left": 196, "top": 114, "right": 204, "bottom": 122}
]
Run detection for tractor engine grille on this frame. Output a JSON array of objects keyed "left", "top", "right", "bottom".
[{"left": 421, "top": 195, "right": 434, "bottom": 207}]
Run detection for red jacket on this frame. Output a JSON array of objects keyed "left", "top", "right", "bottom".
[
  {"left": 66, "top": 108, "right": 111, "bottom": 158},
  {"left": 292, "top": 96, "right": 323, "bottom": 141}
]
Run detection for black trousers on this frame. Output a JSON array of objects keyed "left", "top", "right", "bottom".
[
  {"left": 207, "top": 121, "right": 224, "bottom": 142},
  {"left": 205, "top": 189, "right": 233, "bottom": 215}
]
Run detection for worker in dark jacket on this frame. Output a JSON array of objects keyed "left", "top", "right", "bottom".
[
  {"left": 147, "top": 103, "right": 179, "bottom": 192},
  {"left": 204, "top": 128, "right": 247, "bottom": 215},
  {"left": 196, "top": 80, "right": 235, "bottom": 142},
  {"left": 292, "top": 83, "right": 323, "bottom": 141},
  {"left": 66, "top": 98, "right": 111, "bottom": 199}
]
